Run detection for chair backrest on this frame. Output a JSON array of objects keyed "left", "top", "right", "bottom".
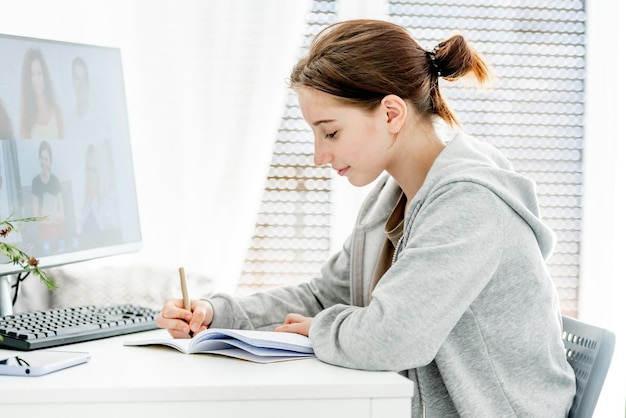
[{"left": 562, "top": 316, "right": 616, "bottom": 418}]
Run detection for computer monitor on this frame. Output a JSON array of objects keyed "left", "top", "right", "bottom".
[{"left": 0, "top": 33, "right": 141, "bottom": 315}]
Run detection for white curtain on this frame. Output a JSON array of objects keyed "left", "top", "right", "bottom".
[{"left": 0, "top": 0, "right": 309, "bottom": 294}]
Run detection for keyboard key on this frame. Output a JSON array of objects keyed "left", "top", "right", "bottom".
[{"left": 54, "top": 323, "right": 101, "bottom": 336}]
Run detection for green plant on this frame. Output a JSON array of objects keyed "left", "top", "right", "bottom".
[{"left": 1, "top": 215, "right": 56, "bottom": 290}]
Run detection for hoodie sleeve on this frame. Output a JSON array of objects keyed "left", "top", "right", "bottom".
[
  {"left": 308, "top": 182, "right": 508, "bottom": 371},
  {"left": 208, "top": 235, "right": 353, "bottom": 330}
]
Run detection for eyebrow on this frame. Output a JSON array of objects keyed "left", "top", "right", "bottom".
[{"left": 312, "top": 119, "right": 336, "bottom": 127}]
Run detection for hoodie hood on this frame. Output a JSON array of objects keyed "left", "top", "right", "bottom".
[{"left": 412, "top": 131, "right": 556, "bottom": 260}]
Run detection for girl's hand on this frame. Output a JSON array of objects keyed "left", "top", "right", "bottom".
[
  {"left": 274, "top": 313, "right": 313, "bottom": 337},
  {"left": 157, "top": 298, "right": 213, "bottom": 338}
]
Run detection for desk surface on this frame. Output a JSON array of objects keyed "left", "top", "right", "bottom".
[{"left": 0, "top": 329, "right": 413, "bottom": 418}]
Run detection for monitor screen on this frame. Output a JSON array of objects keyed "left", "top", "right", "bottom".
[{"left": 0, "top": 33, "right": 141, "bottom": 276}]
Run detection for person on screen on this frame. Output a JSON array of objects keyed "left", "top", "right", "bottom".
[
  {"left": 80, "top": 144, "right": 118, "bottom": 234},
  {"left": 20, "top": 47, "right": 64, "bottom": 139},
  {"left": 66, "top": 57, "right": 109, "bottom": 140},
  {"left": 31, "top": 140, "right": 64, "bottom": 239},
  {"left": 157, "top": 20, "right": 576, "bottom": 417}
]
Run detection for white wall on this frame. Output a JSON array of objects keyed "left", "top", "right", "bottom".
[{"left": 578, "top": 0, "right": 626, "bottom": 416}]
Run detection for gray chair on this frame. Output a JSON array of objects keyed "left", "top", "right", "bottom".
[{"left": 562, "top": 316, "right": 616, "bottom": 418}]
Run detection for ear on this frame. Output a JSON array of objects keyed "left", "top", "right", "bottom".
[{"left": 380, "top": 95, "right": 407, "bottom": 135}]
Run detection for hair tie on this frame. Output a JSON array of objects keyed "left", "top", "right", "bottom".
[{"left": 426, "top": 46, "right": 441, "bottom": 78}]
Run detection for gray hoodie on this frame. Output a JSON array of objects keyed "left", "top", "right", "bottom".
[{"left": 209, "top": 131, "right": 576, "bottom": 417}]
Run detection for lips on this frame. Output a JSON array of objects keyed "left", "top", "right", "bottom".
[{"left": 336, "top": 166, "right": 350, "bottom": 176}]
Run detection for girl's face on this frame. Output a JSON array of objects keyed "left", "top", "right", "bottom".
[
  {"left": 30, "top": 59, "right": 45, "bottom": 96},
  {"left": 297, "top": 88, "right": 393, "bottom": 187}
]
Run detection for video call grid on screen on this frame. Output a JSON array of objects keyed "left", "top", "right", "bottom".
[{"left": 0, "top": 33, "right": 141, "bottom": 272}]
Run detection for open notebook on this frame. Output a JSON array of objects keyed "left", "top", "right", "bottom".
[{"left": 124, "top": 328, "right": 315, "bottom": 363}]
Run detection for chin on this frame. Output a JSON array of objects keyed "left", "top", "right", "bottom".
[{"left": 348, "top": 177, "right": 375, "bottom": 188}]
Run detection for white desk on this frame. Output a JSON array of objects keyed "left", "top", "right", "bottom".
[{"left": 0, "top": 329, "right": 413, "bottom": 418}]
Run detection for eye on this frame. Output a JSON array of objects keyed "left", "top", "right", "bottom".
[{"left": 324, "top": 131, "right": 337, "bottom": 140}]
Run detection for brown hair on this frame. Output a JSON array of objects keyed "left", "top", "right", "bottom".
[{"left": 290, "top": 19, "right": 492, "bottom": 127}]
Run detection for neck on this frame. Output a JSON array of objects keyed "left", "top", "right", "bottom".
[{"left": 387, "top": 120, "right": 445, "bottom": 203}]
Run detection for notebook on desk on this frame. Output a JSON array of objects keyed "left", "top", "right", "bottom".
[{"left": 124, "top": 328, "right": 315, "bottom": 363}]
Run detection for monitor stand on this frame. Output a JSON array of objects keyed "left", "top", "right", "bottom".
[{"left": 0, "top": 274, "right": 17, "bottom": 316}]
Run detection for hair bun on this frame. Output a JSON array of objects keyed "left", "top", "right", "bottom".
[{"left": 434, "top": 35, "right": 491, "bottom": 84}]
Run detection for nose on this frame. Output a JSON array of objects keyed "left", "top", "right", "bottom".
[{"left": 313, "top": 136, "right": 332, "bottom": 167}]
